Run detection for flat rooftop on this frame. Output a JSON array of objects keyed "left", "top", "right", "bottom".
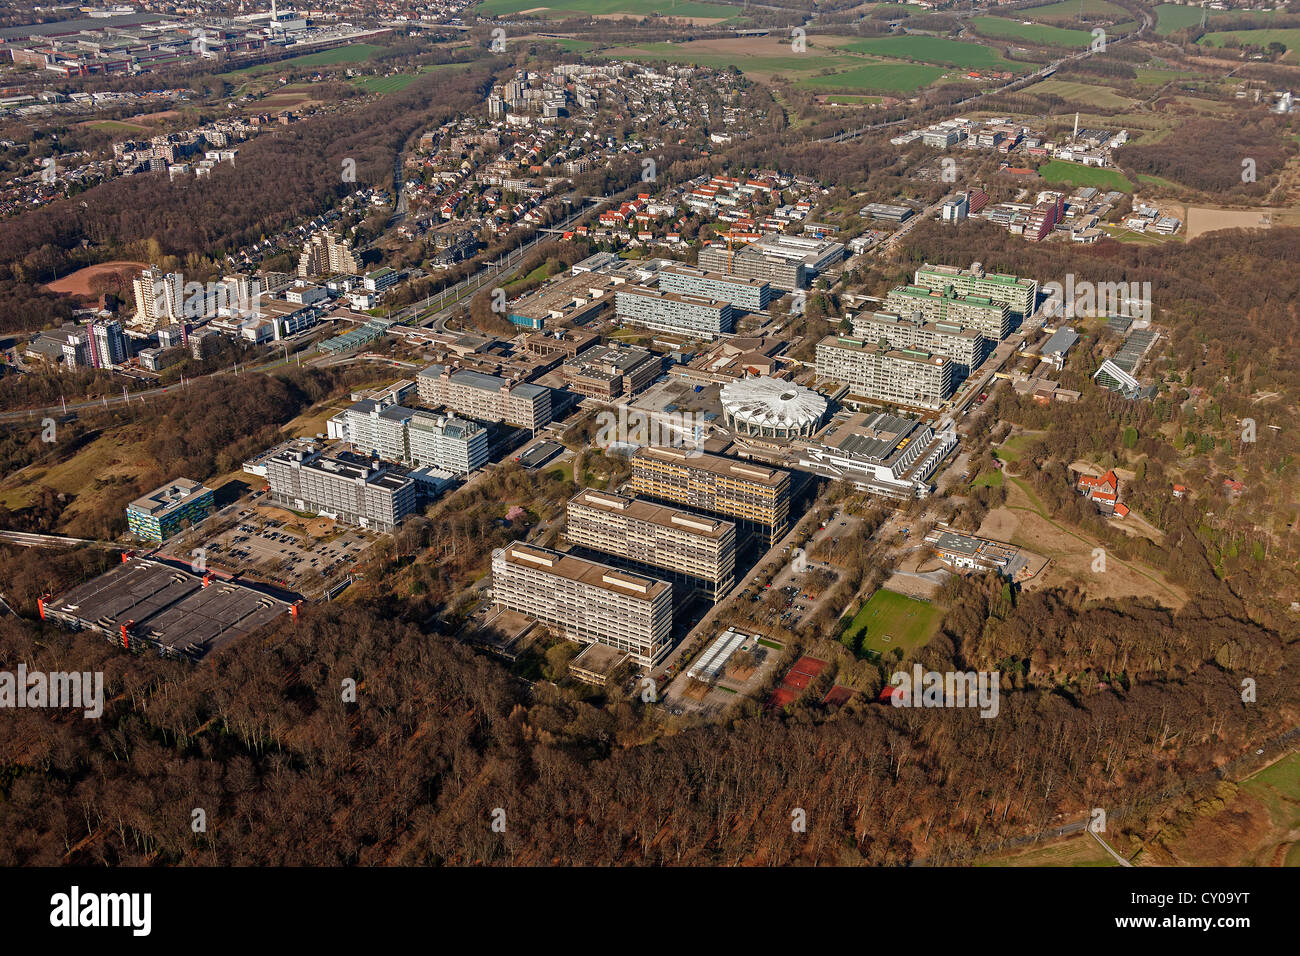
[
  {"left": 500, "top": 543, "right": 670, "bottom": 601},
  {"left": 823, "top": 411, "right": 925, "bottom": 461},
  {"left": 127, "top": 478, "right": 211, "bottom": 517},
  {"left": 633, "top": 445, "right": 790, "bottom": 487},
  {"left": 46, "top": 558, "right": 291, "bottom": 661},
  {"left": 819, "top": 335, "right": 949, "bottom": 367},
  {"left": 569, "top": 489, "right": 734, "bottom": 539}
]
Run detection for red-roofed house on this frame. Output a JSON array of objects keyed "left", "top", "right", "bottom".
[{"left": 1077, "top": 469, "right": 1119, "bottom": 514}]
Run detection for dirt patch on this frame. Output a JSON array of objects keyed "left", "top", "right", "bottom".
[
  {"left": 1184, "top": 205, "right": 1283, "bottom": 239},
  {"left": 981, "top": 490, "right": 1186, "bottom": 608},
  {"left": 44, "top": 260, "right": 146, "bottom": 303}
]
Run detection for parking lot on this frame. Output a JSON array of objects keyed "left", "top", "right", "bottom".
[{"left": 199, "top": 502, "right": 376, "bottom": 593}]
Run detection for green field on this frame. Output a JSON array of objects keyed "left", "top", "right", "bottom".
[
  {"left": 970, "top": 16, "right": 1095, "bottom": 48},
  {"left": 1037, "top": 159, "right": 1133, "bottom": 192},
  {"left": 820, "top": 93, "right": 884, "bottom": 105},
  {"left": 1018, "top": 0, "right": 1129, "bottom": 23},
  {"left": 841, "top": 589, "right": 944, "bottom": 658},
  {"left": 1024, "top": 78, "right": 1137, "bottom": 109},
  {"left": 1154, "top": 3, "right": 1283, "bottom": 35},
  {"left": 972, "top": 469, "right": 1004, "bottom": 489},
  {"left": 1133, "top": 66, "right": 1207, "bottom": 85},
  {"left": 1200, "top": 27, "right": 1300, "bottom": 59},
  {"left": 351, "top": 62, "right": 476, "bottom": 94},
  {"left": 609, "top": 44, "right": 851, "bottom": 74},
  {"left": 834, "top": 35, "right": 1018, "bottom": 70},
  {"left": 798, "top": 60, "right": 948, "bottom": 93},
  {"left": 476, "top": 0, "right": 739, "bottom": 17},
  {"left": 224, "top": 42, "right": 385, "bottom": 77}
]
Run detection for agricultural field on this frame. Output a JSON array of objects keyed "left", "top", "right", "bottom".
[
  {"left": 840, "top": 588, "right": 944, "bottom": 659},
  {"left": 1199, "top": 28, "right": 1300, "bottom": 61},
  {"left": 969, "top": 16, "right": 1095, "bottom": 48},
  {"left": 476, "top": 0, "right": 739, "bottom": 19},
  {"left": 831, "top": 34, "right": 1020, "bottom": 70},
  {"left": 351, "top": 63, "right": 477, "bottom": 94},
  {"left": 1037, "top": 159, "right": 1133, "bottom": 192},
  {"left": 1023, "top": 78, "right": 1137, "bottom": 109},
  {"left": 603, "top": 36, "right": 860, "bottom": 80},
  {"left": 979, "top": 835, "right": 1119, "bottom": 867},
  {"left": 797, "top": 60, "right": 949, "bottom": 93},
  {"left": 1154, "top": 3, "right": 1285, "bottom": 35},
  {"left": 1016, "top": 0, "right": 1129, "bottom": 24}
]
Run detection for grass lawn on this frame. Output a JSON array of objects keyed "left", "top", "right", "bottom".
[
  {"left": 477, "top": 0, "right": 738, "bottom": 17},
  {"left": 1037, "top": 159, "right": 1133, "bottom": 192},
  {"left": 1155, "top": 3, "right": 1283, "bottom": 35},
  {"left": 798, "top": 60, "right": 948, "bottom": 93},
  {"left": 1134, "top": 66, "right": 1207, "bottom": 85},
  {"left": 969, "top": 16, "right": 1094, "bottom": 48},
  {"left": 223, "top": 42, "right": 385, "bottom": 78},
  {"left": 972, "top": 469, "right": 1004, "bottom": 489},
  {"left": 834, "top": 35, "right": 1018, "bottom": 70},
  {"left": 840, "top": 588, "right": 944, "bottom": 658},
  {"left": 980, "top": 835, "right": 1119, "bottom": 867},
  {"left": 993, "top": 434, "right": 1034, "bottom": 462},
  {"left": 819, "top": 93, "right": 883, "bottom": 105}
]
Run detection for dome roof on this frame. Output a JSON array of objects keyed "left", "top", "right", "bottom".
[{"left": 719, "top": 376, "right": 827, "bottom": 431}]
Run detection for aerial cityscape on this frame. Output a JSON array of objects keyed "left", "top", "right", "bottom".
[{"left": 0, "top": 0, "right": 1295, "bottom": 917}]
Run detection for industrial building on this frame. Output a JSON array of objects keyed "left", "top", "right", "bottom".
[
  {"left": 125, "top": 478, "right": 214, "bottom": 543},
  {"left": 614, "top": 286, "right": 736, "bottom": 340},
  {"left": 417, "top": 364, "right": 553, "bottom": 431},
  {"left": 40, "top": 556, "right": 293, "bottom": 662},
  {"left": 628, "top": 446, "right": 791, "bottom": 545},
  {"left": 883, "top": 286, "right": 1012, "bottom": 341},
  {"left": 851, "top": 310, "right": 987, "bottom": 379},
  {"left": 912, "top": 262, "right": 1038, "bottom": 318},
  {"left": 815, "top": 336, "right": 955, "bottom": 411},
  {"left": 265, "top": 448, "right": 418, "bottom": 532},
  {"left": 490, "top": 542, "right": 673, "bottom": 668},
  {"left": 565, "top": 488, "right": 737, "bottom": 600},
  {"left": 797, "top": 412, "right": 957, "bottom": 499}
]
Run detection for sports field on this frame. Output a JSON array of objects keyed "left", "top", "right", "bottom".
[
  {"left": 1045, "top": 161, "right": 1136, "bottom": 197},
  {"left": 833, "top": 35, "right": 1018, "bottom": 70},
  {"left": 841, "top": 589, "right": 944, "bottom": 658},
  {"left": 476, "top": 0, "right": 738, "bottom": 18},
  {"left": 969, "top": 16, "right": 1094, "bottom": 48}
]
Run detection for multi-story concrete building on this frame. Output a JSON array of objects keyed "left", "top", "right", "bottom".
[
  {"left": 88, "top": 318, "right": 127, "bottom": 368},
  {"left": 912, "top": 262, "right": 1038, "bottom": 318},
  {"left": 338, "top": 400, "right": 488, "bottom": 475},
  {"left": 657, "top": 264, "right": 774, "bottom": 311},
  {"left": 697, "top": 234, "right": 844, "bottom": 291},
  {"left": 851, "top": 310, "right": 986, "bottom": 379},
  {"left": 126, "top": 478, "right": 214, "bottom": 542},
  {"left": 298, "top": 230, "right": 360, "bottom": 278},
  {"left": 883, "top": 285, "right": 1012, "bottom": 341},
  {"left": 815, "top": 335, "right": 955, "bottom": 411},
  {"left": 565, "top": 488, "right": 737, "bottom": 600},
  {"left": 417, "top": 364, "right": 553, "bottom": 431},
  {"left": 266, "top": 448, "right": 417, "bottom": 532},
  {"left": 628, "top": 446, "right": 791, "bottom": 545},
  {"left": 491, "top": 542, "right": 673, "bottom": 668},
  {"left": 132, "top": 266, "right": 185, "bottom": 331},
  {"left": 615, "top": 286, "right": 735, "bottom": 340},
  {"left": 562, "top": 343, "right": 661, "bottom": 400}
]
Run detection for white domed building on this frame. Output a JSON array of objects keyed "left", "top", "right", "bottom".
[{"left": 720, "top": 376, "right": 828, "bottom": 440}]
